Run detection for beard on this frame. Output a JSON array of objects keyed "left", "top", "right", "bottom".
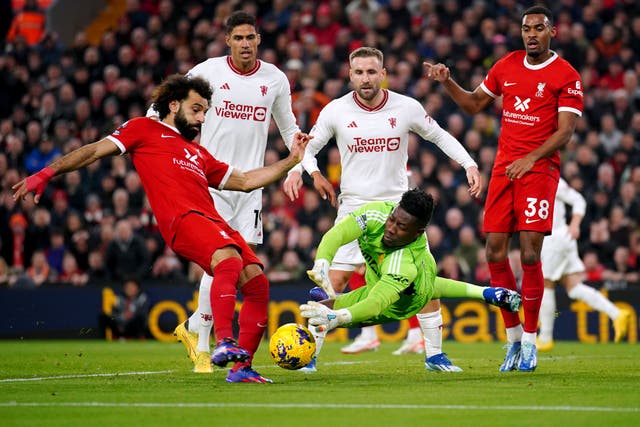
[{"left": 174, "top": 107, "right": 201, "bottom": 140}]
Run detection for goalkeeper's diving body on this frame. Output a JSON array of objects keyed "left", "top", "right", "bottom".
[{"left": 300, "top": 188, "right": 521, "bottom": 371}]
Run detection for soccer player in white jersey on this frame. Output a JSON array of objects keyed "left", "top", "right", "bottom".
[
  {"left": 538, "top": 178, "right": 632, "bottom": 350},
  {"left": 284, "top": 47, "right": 482, "bottom": 372},
  {"left": 148, "top": 11, "right": 302, "bottom": 373}
]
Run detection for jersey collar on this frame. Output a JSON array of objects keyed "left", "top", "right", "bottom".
[
  {"left": 352, "top": 89, "right": 389, "bottom": 112},
  {"left": 226, "top": 56, "right": 261, "bottom": 76},
  {"left": 523, "top": 50, "right": 558, "bottom": 70}
]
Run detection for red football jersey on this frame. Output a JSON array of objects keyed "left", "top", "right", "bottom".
[
  {"left": 480, "top": 51, "right": 583, "bottom": 178},
  {"left": 107, "top": 117, "right": 233, "bottom": 243}
]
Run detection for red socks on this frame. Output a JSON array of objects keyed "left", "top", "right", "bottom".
[
  {"left": 408, "top": 315, "right": 420, "bottom": 329},
  {"left": 521, "top": 261, "right": 544, "bottom": 333},
  {"left": 237, "top": 274, "right": 269, "bottom": 364},
  {"left": 488, "top": 259, "right": 521, "bottom": 328},
  {"left": 210, "top": 257, "right": 243, "bottom": 341},
  {"left": 349, "top": 270, "right": 366, "bottom": 290}
]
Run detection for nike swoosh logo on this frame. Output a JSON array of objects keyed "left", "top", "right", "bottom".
[
  {"left": 504, "top": 82, "right": 517, "bottom": 86},
  {"left": 525, "top": 218, "right": 541, "bottom": 224},
  {"left": 523, "top": 296, "right": 540, "bottom": 301},
  {"left": 161, "top": 133, "right": 176, "bottom": 138}
]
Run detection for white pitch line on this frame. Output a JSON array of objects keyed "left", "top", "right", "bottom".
[
  {"left": 0, "top": 402, "right": 638, "bottom": 413},
  {"left": 0, "top": 370, "right": 174, "bottom": 383}
]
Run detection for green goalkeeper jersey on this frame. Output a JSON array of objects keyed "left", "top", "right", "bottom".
[{"left": 315, "top": 201, "right": 437, "bottom": 326}]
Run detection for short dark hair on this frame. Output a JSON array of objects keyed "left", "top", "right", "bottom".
[
  {"left": 522, "top": 5, "right": 553, "bottom": 25},
  {"left": 226, "top": 11, "right": 257, "bottom": 34},
  {"left": 399, "top": 188, "right": 434, "bottom": 228},
  {"left": 151, "top": 74, "right": 212, "bottom": 119}
]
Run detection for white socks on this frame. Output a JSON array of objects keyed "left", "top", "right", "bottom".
[
  {"left": 417, "top": 310, "right": 443, "bottom": 358},
  {"left": 406, "top": 327, "right": 423, "bottom": 343},
  {"left": 359, "top": 325, "right": 378, "bottom": 341},
  {"left": 506, "top": 324, "right": 523, "bottom": 344},
  {"left": 538, "top": 287, "right": 556, "bottom": 343},
  {"left": 568, "top": 283, "right": 621, "bottom": 320},
  {"left": 188, "top": 273, "right": 213, "bottom": 352}
]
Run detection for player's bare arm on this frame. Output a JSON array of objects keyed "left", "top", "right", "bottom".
[
  {"left": 224, "top": 132, "right": 311, "bottom": 192},
  {"left": 12, "top": 138, "right": 119, "bottom": 202},
  {"left": 505, "top": 111, "right": 579, "bottom": 180},
  {"left": 423, "top": 62, "right": 493, "bottom": 114}
]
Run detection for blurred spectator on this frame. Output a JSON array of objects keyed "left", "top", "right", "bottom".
[
  {"left": 102, "top": 278, "right": 149, "bottom": 339},
  {"left": 267, "top": 249, "right": 306, "bottom": 282},
  {"left": 26, "top": 249, "right": 55, "bottom": 285},
  {"left": 87, "top": 249, "right": 108, "bottom": 285},
  {"left": 6, "top": 0, "right": 46, "bottom": 46},
  {"left": 105, "top": 219, "right": 150, "bottom": 282},
  {"left": 45, "top": 228, "right": 65, "bottom": 273},
  {"left": 7, "top": 213, "right": 28, "bottom": 271},
  {"left": 0, "top": 256, "right": 17, "bottom": 287},
  {"left": 151, "top": 247, "right": 187, "bottom": 282},
  {"left": 58, "top": 251, "right": 88, "bottom": 286}
]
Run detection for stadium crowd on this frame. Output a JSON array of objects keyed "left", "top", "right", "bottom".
[{"left": 0, "top": 0, "right": 639, "bottom": 292}]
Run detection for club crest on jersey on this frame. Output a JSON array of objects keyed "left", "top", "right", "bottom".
[
  {"left": 535, "top": 82, "right": 546, "bottom": 98},
  {"left": 112, "top": 120, "right": 130, "bottom": 136},
  {"left": 388, "top": 117, "right": 396, "bottom": 128},
  {"left": 260, "top": 85, "right": 268, "bottom": 96}
]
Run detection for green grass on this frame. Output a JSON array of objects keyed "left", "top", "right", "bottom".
[{"left": 0, "top": 340, "right": 638, "bottom": 427}]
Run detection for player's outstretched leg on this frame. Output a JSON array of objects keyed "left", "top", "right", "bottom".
[{"left": 482, "top": 287, "right": 521, "bottom": 312}]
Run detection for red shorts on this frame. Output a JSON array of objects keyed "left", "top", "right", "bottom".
[
  {"left": 170, "top": 211, "right": 262, "bottom": 276},
  {"left": 483, "top": 173, "right": 558, "bottom": 234}
]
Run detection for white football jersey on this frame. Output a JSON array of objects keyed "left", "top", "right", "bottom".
[
  {"left": 551, "top": 177, "right": 586, "bottom": 236},
  {"left": 186, "top": 56, "right": 300, "bottom": 171},
  {"left": 300, "top": 90, "right": 477, "bottom": 204}
]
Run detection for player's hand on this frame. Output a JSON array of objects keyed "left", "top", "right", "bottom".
[
  {"left": 423, "top": 62, "right": 450, "bottom": 82},
  {"left": 306, "top": 259, "right": 336, "bottom": 299},
  {"left": 283, "top": 170, "right": 303, "bottom": 201},
  {"left": 505, "top": 156, "right": 535, "bottom": 180},
  {"left": 567, "top": 221, "right": 580, "bottom": 240},
  {"left": 465, "top": 166, "right": 482, "bottom": 198},
  {"left": 311, "top": 172, "right": 337, "bottom": 207},
  {"left": 12, "top": 166, "right": 56, "bottom": 203},
  {"left": 299, "top": 301, "right": 351, "bottom": 331},
  {"left": 289, "top": 132, "right": 312, "bottom": 163}
]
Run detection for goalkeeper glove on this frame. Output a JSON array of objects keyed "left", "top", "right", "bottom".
[
  {"left": 299, "top": 301, "right": 352, "bottom": 331},
  {"left": 306, "top": 259, "right": 336, "bottom": 299}
]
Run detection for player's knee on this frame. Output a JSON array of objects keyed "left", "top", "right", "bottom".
[{"left": 240, "top": 273, "right": 269, "bottom": 302}]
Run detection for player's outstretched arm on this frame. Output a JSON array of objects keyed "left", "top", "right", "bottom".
[
  {"left": 423, "top": 62, "right": 493, "bottom": 114},
  {"left": 225, "top": 132, "right": 311, "bottom": 192},
  {"left": 12, "top": 138, "right": 119, "bottom": 203}
]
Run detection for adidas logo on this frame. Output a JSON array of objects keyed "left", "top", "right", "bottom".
[
  {"left": 347, "top": 121, "right": 357, "bottom": 128},
  {"left": 219, "top": 83, "right": 230, "bottom": 90}
]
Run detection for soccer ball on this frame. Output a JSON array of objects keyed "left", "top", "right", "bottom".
[{"left": 269, "top": 323, "right": 316, "bottom": 370}]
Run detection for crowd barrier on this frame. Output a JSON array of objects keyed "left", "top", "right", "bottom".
[{"left": 1, "top": 282, "right": 637, "bottom": 344}]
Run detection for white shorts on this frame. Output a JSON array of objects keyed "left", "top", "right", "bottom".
[
  {"left": 331, "top": 198, "right": 366, "bottom": 269},
  {"left": 211, "top": 188, "right": 263, "bottom": 245},
  {"left": 540, "top": 233, "right": 585, "bottom": 282}
]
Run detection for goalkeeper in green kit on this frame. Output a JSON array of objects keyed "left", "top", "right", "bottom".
[{"left": 299, "top": 188, "right": 521, "bottom": 371}]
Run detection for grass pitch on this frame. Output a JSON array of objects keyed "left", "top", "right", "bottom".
[{"left": 0, "top": 340, "right": 638, "bottom": 427}]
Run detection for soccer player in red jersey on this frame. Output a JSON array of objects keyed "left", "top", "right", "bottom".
[
  {"left": 13, "top": 74, "right": 310, "bottom": 383},
  {"left": 424, "top": 5, "right": 583, "bottom": 371}
]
